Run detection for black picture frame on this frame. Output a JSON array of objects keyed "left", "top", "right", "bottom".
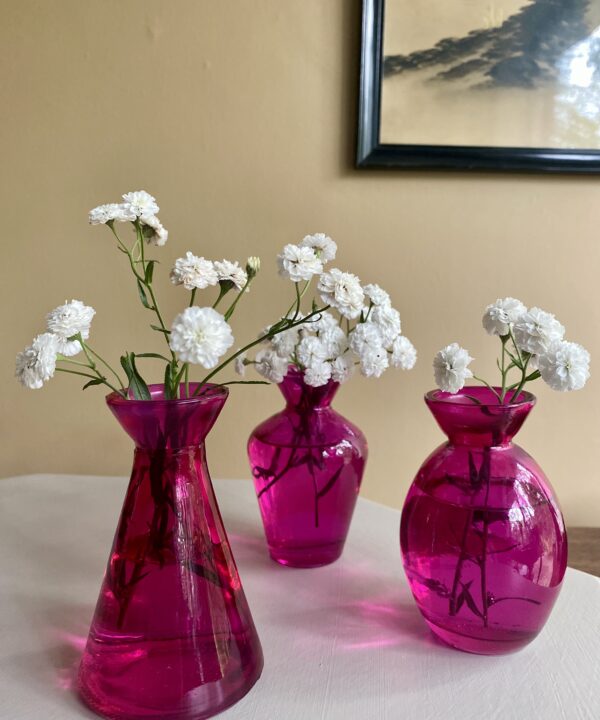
[{"left": 356, "top": 0, "right": 600, "bottom": 173}]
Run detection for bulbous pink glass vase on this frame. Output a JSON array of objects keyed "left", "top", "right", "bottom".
[
  {"left": 248, "top": 367, "right": 368, "bottom": 568},
  {"left": 78, "top": 385, "right": 263, "bottom": 720},
  {"left": 400, "top": 387, "right": 567, "bottom": 655}
]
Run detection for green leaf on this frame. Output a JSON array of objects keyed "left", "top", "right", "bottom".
[
  {"left": 120, "top": 352, "right": 151, "bottom": 400},
  {"left": 145, "top": 260, "right": 156, "bottom": 284},
  {"left": 136, "top": 352, "right": 170, "bottom": 361},
  {"left": 136, "top": 279, "right": 151, "bottom": 309},
  {"left": 82, "top": 378, "right": 104, "bottom": 391}
]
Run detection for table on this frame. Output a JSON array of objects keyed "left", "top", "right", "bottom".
[{"left": 0, "top": 475, "right": 598, "bottom": 720}]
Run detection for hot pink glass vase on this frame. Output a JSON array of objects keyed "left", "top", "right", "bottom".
[
  {"left": 400, "top": 387, "right": 567, "bottom": 655},
  {"left": 248, "top": 367, "right": 368, "bottom": 568},
  {"left": 78, "top": 385, "right": 263, "bottom": 720}
]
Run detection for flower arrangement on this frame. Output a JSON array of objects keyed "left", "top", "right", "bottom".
[
  {"left": 433, "top": 297, "right": 590, "bottom": 401},
  {"left": 14, "top": 191, "right": 352, "bottom": 399},
  {"left": 237, "top": 233, "right": 417, "bottom": 386}
]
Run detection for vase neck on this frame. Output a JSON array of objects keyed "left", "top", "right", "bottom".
[
  {"left": 425, "top": 387, "right": 536, "bottom": 448},
  {"left": 278, "top": 367, "right": 339, "bottom": 410},
  {"left": 107, "top": 383, "right": 228, "bottom": 450}
]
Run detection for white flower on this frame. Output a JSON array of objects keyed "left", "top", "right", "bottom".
[
  {"left": 169, "top": 307, "right": 234, "bottom": 368},
  {"left": 270, "top": 327, "right": 300, "bottom": 360},
  {"left": 46, "top": 299, "right": 96, "bottom": 356},
  {"left": 359, "top": 346, "right": 389, "bottom": 378},
  {"left": 308, "top": 310, "right": 338, "bottom": 333},
  {"left": 538, "top": 341, "right": 590, "bottom": 392},
  {"left": 319, "top": 326, "right": 348, "bottom": 357},
  {"left": 234, "top": 352, "right": 247, "bottom": 377},
  {"left": 140, "top": 215, "right": 168, "bottom": 246},
  {"left": 15, "top": 333, "right": 59, "bottom": 389},
  {"left": 433, "top": 343, "right": 474, "bottom": 394},
  {"left": 370, "top": 305, "right": 401, "bottom": 349},
  {"left": 299, "top": 233, "right": 337, "bottom": 263},
  {"left": 170, "top": 252, "right": 218, "bottom": 290},
  {"left": 330, "top": 354, "right": 354, "bottom": 383},
  {"left": 304, "top": 361, "right": 332, "bottom": 387},
  {"left": 513, "top": 308, "right": 565, "bottom": 355},
  {"left": 122, "top": 190, "right": 159, "bottom": 217},
  {"left": 255, "top": 349, "right": 288, "bottom": 384},
  {"left": 215, "top": 260, "right": 248, "bottom": 291},
  {"left": 363, "top": 283, "right": 391, "bottom": 307},
  {"left": 318, "top": 269, "right": 364, "bottom": 320},
  {"left": 88, "top": 203, "right": 136, "bottom": 225},
  {"left": 482, "top": 297, "right": 527, "bottom": 336},
  {"left": 349, "top": 321, "right": 383, "bottom": 355},
  {"left": 297, "top": 335, "right": 328, "bottom": 368},
  {"left": 391, "top": 336, "right": 417, "bottom": 370},
  {"left": 277, "top": 244, "right": 323, "bottom": 282}
]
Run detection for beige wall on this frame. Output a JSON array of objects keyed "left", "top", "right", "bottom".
[{"left": 2, "top": 0, "right": 599, "bottom": 526}]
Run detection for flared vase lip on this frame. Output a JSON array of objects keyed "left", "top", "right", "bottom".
[
  {"left": 425, "top": 386, "right": 536, "bottom": 409},
  {"left": 106, "top": 382, "right": 229, "bottom": 407}
]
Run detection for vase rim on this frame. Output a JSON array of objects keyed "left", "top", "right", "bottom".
[
  {"left": 425, "top": 386, "right": 536, "bottom": 408},
  {"left": 106, "top": 382, "right": 229, "bottom": 406}
]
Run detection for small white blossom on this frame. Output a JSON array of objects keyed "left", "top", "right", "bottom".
[
  {"left": 318, "top": 269, "right": 365, "bottom": 320},
  {"left": 433, "top": 343, "right": 474, "bottom": 394},
  {"left": 349, "top": 321, "right": 383, "bottom": 355},
  {"left": 88, "top": 203, "right": 136, "bottom": 225},
  {"left": 299, "top": 233, "right": 337, "bottom": 263},
  {"left": 246, "top": 256, "right": 261, "bottom": 279},
  {"left": 482, "top": 297, "right": 527, "bottom": 336},
  {"left": 319, "top": 326, "right": 348, "bottom": 358},
  {"left": 277, "top": 244, "right": 323, "bottom": 282},
  {"left": 122, "top": 190, "right": 159, "bottom": 217},
  {"left": 140, "top": 215, "right": 168, "bottom": 246},
  {"left": 359, "top": 346, "right": 389, "bottom": 378},
  {"left": 169, "top": 307, "right": 234, "bottom": 368},
  {"left": 304, "top": 361, "right": 332, "bottom": 387},
  {"left": 15, "top": 333, "right": 59, "bottom": 389},
  {"left": 514, "top": 307, "right": 565, "bottom": 355},
  {"left": 308, "top": 311, "right": 338, "bottom": 333},
  {"left": 255, "top": 349, "right": 288, "bottom": 384},
  {"left": 330, "top": 354, "right": 354, "bottom": 383},
  {"left": 234, "top": 352, "right": 247, "bottom": 377},
  {"left": 170, "top": 252, "right": 218, "bottom": 290},
  {"left": 297, "top": 335, "right": 328, "bottom": 368},
  {"left": 538, "top": 341, "right": 590, "bottom": 392},
  {"left": 370, "top": 305, "right": 401, "bottom": 349},
  {"left": 391, "top": 336, "right": 417, "bottom": 370},
  {"left": 363, "top": 283, "right": 391, "bottom": 307},
  {"left": 270, "top": 327, "right": 300, "bottom": 360},
  {"left": 46, "top": 299, "right": 96, "bottom": 357},
  {"left": 215, "top": 260, "right": 248, "bottom": 291}
]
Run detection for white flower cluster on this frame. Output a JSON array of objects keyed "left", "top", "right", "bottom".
[
  {"left": 89, "top": 190, "right": 168, "bottom": 246},
  {"left": 170, "top": 253, "right": 248, "bottom": 292},
  {"left": 15, "top": 300, "right": 96, "bottom": 389},
  {"left": 433, "top": 297, "right": 590, "bottom": 395},
  {"left": 242, "top": 235, "right": 417, "bottom": 387}
]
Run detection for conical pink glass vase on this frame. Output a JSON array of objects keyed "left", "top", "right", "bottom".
[
  {"left": 400, "top": 387, "right": 567, "bottom": 655},
  {"left": 248, "top": 367, "right": 368, "bottom": 568},
  {"left": 78, "top": 385, "right": 263, "bottom": 720}
]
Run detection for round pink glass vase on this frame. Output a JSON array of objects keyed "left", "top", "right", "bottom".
[
  {"left": 400, "top": 387, "right": 567, "bottom": 655},
  {"left": 78, "top": 384, "right": 263, "bottom": 720},
  {"left": 248, "top": 367, "right": 368, "bottom": 568}
]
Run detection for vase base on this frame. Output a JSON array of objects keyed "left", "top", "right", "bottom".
[
  {"left": 269, "top": 541, "right": 344, "bottom": 568},
  {"left": 424, "top": 618, "right": 537, "bottom": 655},
  {"left": 77, "top": 632, "right": 264, "bottom": 720}
]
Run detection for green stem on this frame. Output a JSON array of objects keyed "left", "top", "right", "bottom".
[
  {"left": 85, "top": 345, "right": 126, "bottom": 391},
  {"left": 224, "top": 278, "right": 251, "bottom": 321},
  {"left": 55, "top": 367, "right": 124, "bottom": 396},
  {"left": 473, "top": 375, "right": 502, "bottom": 403},
  {"left": 189, "top": 288, "right": 197, "bottom": 307},
  {"left": 212, "top": 286, "right": 229, "bottom": 309}
]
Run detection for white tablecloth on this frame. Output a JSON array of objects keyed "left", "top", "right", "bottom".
[{"left": 0, "top": 475, "right": 598, "bottom": 720}]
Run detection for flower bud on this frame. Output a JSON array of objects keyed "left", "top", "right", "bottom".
[{"left": 246, "top": 256, "right": 261, "bottom": 280}]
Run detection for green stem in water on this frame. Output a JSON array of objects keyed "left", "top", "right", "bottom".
[{"left": 473, "top": 375, "right": 502, "bottom": 403}]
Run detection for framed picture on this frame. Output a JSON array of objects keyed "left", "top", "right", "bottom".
[{"left": 357, "top": 0, "right": 600, "bottom": 172}]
